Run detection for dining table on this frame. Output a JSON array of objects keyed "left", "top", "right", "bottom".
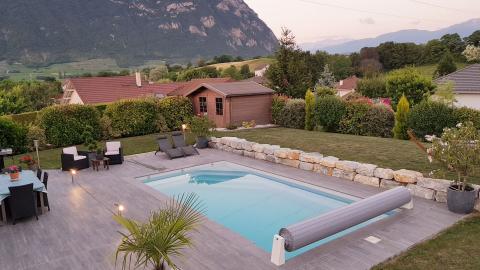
[{"left": 0, "top": 170, "right": 47, "bottom": 225}]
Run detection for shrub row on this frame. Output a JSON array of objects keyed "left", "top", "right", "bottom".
[
  {"left": 0, "top": 117, "right": 27, "bottom": 153},
  {"left": 272, "top": 96, "right": 306, "bottom": 129}
]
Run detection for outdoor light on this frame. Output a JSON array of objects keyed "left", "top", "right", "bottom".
[
  {"left": 33, "top": 140, "right": 40, "bottom": 169},
  {"left": 70, "top": 169, "right": 77, "bottom": 183},
  {"left": 114, "top": 203, "right": 125, "bottom": 216},
  {"left": 181, "top": 124, "right": 187, "bottom": 131}
]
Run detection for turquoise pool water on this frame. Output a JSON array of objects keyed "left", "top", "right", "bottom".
[{"left": 143, "top": 162, "right": 389, "bottom": 259}]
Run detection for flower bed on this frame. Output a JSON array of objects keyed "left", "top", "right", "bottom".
[{"left": 209, "top": 136, "right": 480, "bottom": 211}]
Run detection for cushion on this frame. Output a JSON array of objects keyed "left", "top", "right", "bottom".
[
  {"left": 105, "top": 150, "right": 120, "bottom": 156},
  {"left": 74, "top": 155, "right": 86, "bottom": 161},
  {"left": 63, "top": 146, "right": 78, "bottom": 156},
  {"left": 106, "top": 141, "right": 121, "bottom": 152},
  {"left": 182, "top": 146, "right": 198, "bottom": 156}
]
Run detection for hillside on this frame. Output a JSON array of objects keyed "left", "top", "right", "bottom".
[
  {"left": 206, "top": 57, "right": 274, "bottom": 70},
  {"left": 306, "top": 18, "right": 480, "bottom": 53},
  {"left": 0, "top": 0, "right": 278, "bottom": 67}
]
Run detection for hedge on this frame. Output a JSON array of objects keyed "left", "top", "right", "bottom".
[
  {"left": 407, "top": 101, "right": 457, "bottom": 138},
  {"left": 5, "top": 111, "right": 39, "bottom": 126},
  {"left": 157, "top": 96, "right": 194, "bottom": 130},
  {"left": 277, "top": 99, "right": 306, "bottom": 129},
  {"left": 104, "top": 99, "right": 160, "bottom": 137},
  {"left": 363, "top": 104, "right": 395, "bottom": 138},
  {"left": 272, "top": 95, "right": 289, "bottom": 125},
  {"left": 314, "top": 96, "right": 347, "bottom": 132},
  {"left": 453, "top": 107, "right": 480, "bottom": 130},
  {"left": 39, "top": 105, "right": 101, "bottom": 147},
  {"left": 0, "top": 117, "right": 28, "bottom": 153}
]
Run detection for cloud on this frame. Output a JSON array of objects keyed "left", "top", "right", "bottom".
[
  {"left": 359, "top": 17, "right": 375, "bottom": 25},
  {"left": 411, "top": 20, "right": 421, "bottom": 25}
]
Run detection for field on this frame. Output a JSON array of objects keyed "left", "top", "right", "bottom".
[
  {"left": 206, "top": 57, "right": 274, "bottom": 71},
  {"left": 0, "top": 59, "right": 166, "bottom": 80},
  {"left": 409, "top": 62, "right": 467, "bottom": 78}
]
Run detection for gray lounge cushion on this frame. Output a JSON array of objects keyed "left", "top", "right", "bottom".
[
  {"left": 182, "top": 146, "right": 199, "bottom": 156},
  {"left": 165, "top": 148, "right": 184, "bottom": 159}
]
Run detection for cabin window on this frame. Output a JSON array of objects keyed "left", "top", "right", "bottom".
[
  {"left": 199, "top": 97, "right": 207, "bottom": 113},
  {"left": 216, "top": 98, "right": 223, "bottom": 115}
]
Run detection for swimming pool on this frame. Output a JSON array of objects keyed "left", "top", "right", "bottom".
[{"left": 142, "top": 161, "right": 390, "bottom": 259}]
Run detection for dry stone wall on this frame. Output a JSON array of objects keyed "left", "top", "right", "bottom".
[{"left": 209, "top": 137, "right": 480, "bottom": 211}]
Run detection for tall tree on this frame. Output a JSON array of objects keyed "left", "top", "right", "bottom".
[
  {"left": 440, "top": 33, "right": 465, "bottom": 56},
  {"left": 435, "top": 52, "right": 457, "bottom": 77},
  {"left": 465, "top": 30, "right": 480, "bottom": 46},
  {"left": 316, "top": 64, "right": 336, "bottom": 88},
  {"left": 266, "top": 28, "right": 313, "bottom": 98}
]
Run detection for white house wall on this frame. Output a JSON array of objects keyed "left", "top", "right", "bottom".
[
  {"left": 455, "top": 93, "right": 480, "bottom": 110},
  {"left": 68, "top": 90, "right": 84, "bottom": 105}
]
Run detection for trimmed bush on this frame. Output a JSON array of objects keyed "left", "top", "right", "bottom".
[
  {"left": 6, "top": 111, "right": 39, "bottom": 126},
  {"left": 277, "top": 99, "right": 306, "bottom": 129},
  {"left": 407, "top": 101, "right": 457, "bottom": 138},
  {"left": 305, "top": 89, "right": 315, "bottom": 130},
  {"left": 314, "top": 96, "right": 346, "bottom": 132},
  {"left": 0, "top": 117, "right": 28, "bottom": 153},
  {"left": 339, "top": 102, "right": 371, "bottom": 135},
  {"left": 364, "top": 104, "right": 395, "bottom": 138},
  {"left": 393, "top": 94, "right": 410, "bottom": 140},
  {"left": 104, "top": 99, "right": 159, "bottom": 137},
  {"left": 272, "top": 94, "right": 288, "bottom": 125},
  {"left": 357, "top": 75, "right": 387, "bottom": 98},
  {"left": 386, "top": 67, "right": 435, "bottom": 108},
  {"left": 157, "top": 96, "right": 193, "bottom": 130},
  {"left": 453, "top": 107, "right": 480, "bottom": 130},
  {"left": 26, "top": 124, "right": 47, "bottom": 151},
  {"left": 39, "top": 105, "right": 101, "bottom": 147}
]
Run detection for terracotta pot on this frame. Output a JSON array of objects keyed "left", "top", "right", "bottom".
[{"left": 9, "top": 172, "right": 20, "bottom": 181}]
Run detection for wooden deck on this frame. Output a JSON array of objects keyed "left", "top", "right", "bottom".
[{"left": 0, "top": 149, "right": 464, "bottom": 270}]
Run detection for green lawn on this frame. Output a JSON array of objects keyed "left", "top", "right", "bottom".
[
  {"left": 214, "top": 127, "right": 479, "bottom": 184},
  {"left": 373, "top": 214, "right": 480, "bottom": 270},
  {"left": 407, "top": 62, "right": 467, "bottom": 78}
]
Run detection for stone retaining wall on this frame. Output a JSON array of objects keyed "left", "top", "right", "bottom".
[{"left": 209, "top": 137, "right": 480, "bottom": 211}]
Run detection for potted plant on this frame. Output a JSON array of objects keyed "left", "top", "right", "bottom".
[
  {"left": 19, "top": 155, "right": 37, "bottom": 170},
  {"left": 82, "top": 125, "right": 100, "bottom": 160},
  {"left": 7, "top": 165, "right": 21, "bottom": 181},
  {"left": 114, "top": 193, "right": 204, "bottom": 270},
  {"left": 189, "top": 116, "right": 215, "bottom": 149},
  {"left": 427, "top": 122, "right": 480, "bottom": 214}
]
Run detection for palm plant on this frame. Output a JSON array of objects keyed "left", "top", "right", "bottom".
[{"left": 113, "top": 193, "right": 205, "bottom": 270}]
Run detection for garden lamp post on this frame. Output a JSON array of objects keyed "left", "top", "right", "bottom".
[
  {"left": 70, "top": 169, "right": 77, "bottom": 184},
  {"left": 182, "top": 124, "right": 187, "bottom": 141},
  {"left": 33, "top": 140, "right": 40, "bottom": 169},
  {"left": 114, "top": 203, "right": 125, "bottom": 216}
]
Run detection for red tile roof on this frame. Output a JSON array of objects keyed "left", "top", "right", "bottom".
[
  {"left": 167, "top": 77, "right": 234, "bottom": 97},
  {"left": 335, "top": 76, "right": 359, "bottom": 90},
  {"left": 63, "top": 76, "right": 186, "bottom": 104}
]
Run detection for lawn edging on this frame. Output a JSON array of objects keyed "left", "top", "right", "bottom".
[{"left": 209, "top": 136, "right": 480, "bottom": 211}]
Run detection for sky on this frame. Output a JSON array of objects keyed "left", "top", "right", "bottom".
[{"left": 243, "top": 0, "right": 480, "bottom": 43}]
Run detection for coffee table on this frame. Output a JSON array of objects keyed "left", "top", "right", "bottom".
[{"left": 91, "top": 157, "right": 110, "bottom": 171}]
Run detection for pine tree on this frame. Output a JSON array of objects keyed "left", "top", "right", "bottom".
[
  {"left": 316, "top": 64, "right": 336, "bottom": 88},
  {"left": 393, "top": 94, "right": 410, "bottom": 140},
  {"left": 305, "top": 89, "right": 315, "bottom": 130}
]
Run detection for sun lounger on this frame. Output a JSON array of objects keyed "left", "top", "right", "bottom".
[
  {"left": 155, "top": 135, "right": 184, "bottom": 159},
  {"left": 171, "top": 131, "right": 199, "bottom": 156}
]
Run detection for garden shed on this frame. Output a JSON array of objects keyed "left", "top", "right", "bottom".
[{"left": 186, "top": 82, "right": 274, "bottom": 128}]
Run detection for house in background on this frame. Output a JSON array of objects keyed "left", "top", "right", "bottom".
[
  {"left": 335, "top": 75, "right": 359, "bottom": 97},
  {"left": 185, "top": 81, "right": 274, "bottom": 128},
  {"left": 61, "top": 72, "right": 187, "bottom": 104},
  {"left": 60, "top": 73, "right": 276, "bottom": 128},
  {"left": 435, "top": 64, "right": 480, "bottom": 110},
  {"left": 254, "top": 64, "right": 270, "bottom": 77}
]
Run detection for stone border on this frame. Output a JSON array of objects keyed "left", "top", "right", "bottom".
[{"left": 209, "top": 137, "right": 480, "bottom": 211}]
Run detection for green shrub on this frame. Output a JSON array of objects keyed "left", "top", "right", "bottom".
[
  {"left": 105, "top": 99, "right": 159, "bottom": 137},
  {"left": 453, "top": 107, "right": 480, "bottom": 130},
  {"left": 305, "top": 89, "right": 315, "bottom": 130},
  {"left": 386, "top": 67, "right": 435, "bottom": 108},
  {"left": 26, "top": 124, "right": 47, "bottom": 151},
  {"left": 0, "top": 117, "right": 27, "bottom": 153},
  {"left": 272, "top": 95, "right": 288, "bottom": 125},
  {"left": 315, "top": 86, "right": 337, "bottom": 97},
  {"left": 364, "top": 104, "right": 395, "bottom": 138},
  {"left": 157, "top": 97, "right": 193, "bottom": 130},
  {"left": 39, "top": 105, "right": 101, "bottom": 147},
  {"left": 314, "top": 96, "right": 346, "bottom": 132},
  {"left": 339, "top": 102, "right": 371, "bottom": 135},
  {"left": 407, "top": 100, "right": 457, "bottom": 138},
  {"left": 278, "top": 99, "right": 306, "bottom": 129},
  {"left": 393, "top": 94, "right": 410, "bottom": 139},
  {"left": 7, "top": 111, "right": 40, "bottom": 126},
  {"left": 357, "top": 75, "right": 387, "bottom": 98},
  {"left": 189, "top": 116, "right": 215, "bottom": 137},
  {"left": 94, "top": 104, "right": 108, "bottom": 115}
]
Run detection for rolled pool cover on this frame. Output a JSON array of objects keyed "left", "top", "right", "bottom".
[{"left": 279, "top": 187, "right": 411, "bottom": 252}]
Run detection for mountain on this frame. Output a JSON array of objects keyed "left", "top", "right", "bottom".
[
  {"left": 0, "top": 0, "right": 278, "bottom": 67},
  {"left": 306, "top": 18, "right": 480, "bottom": 54},
  {"left": 300, "top": 38, "right": 353, "bottom": 52}
]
